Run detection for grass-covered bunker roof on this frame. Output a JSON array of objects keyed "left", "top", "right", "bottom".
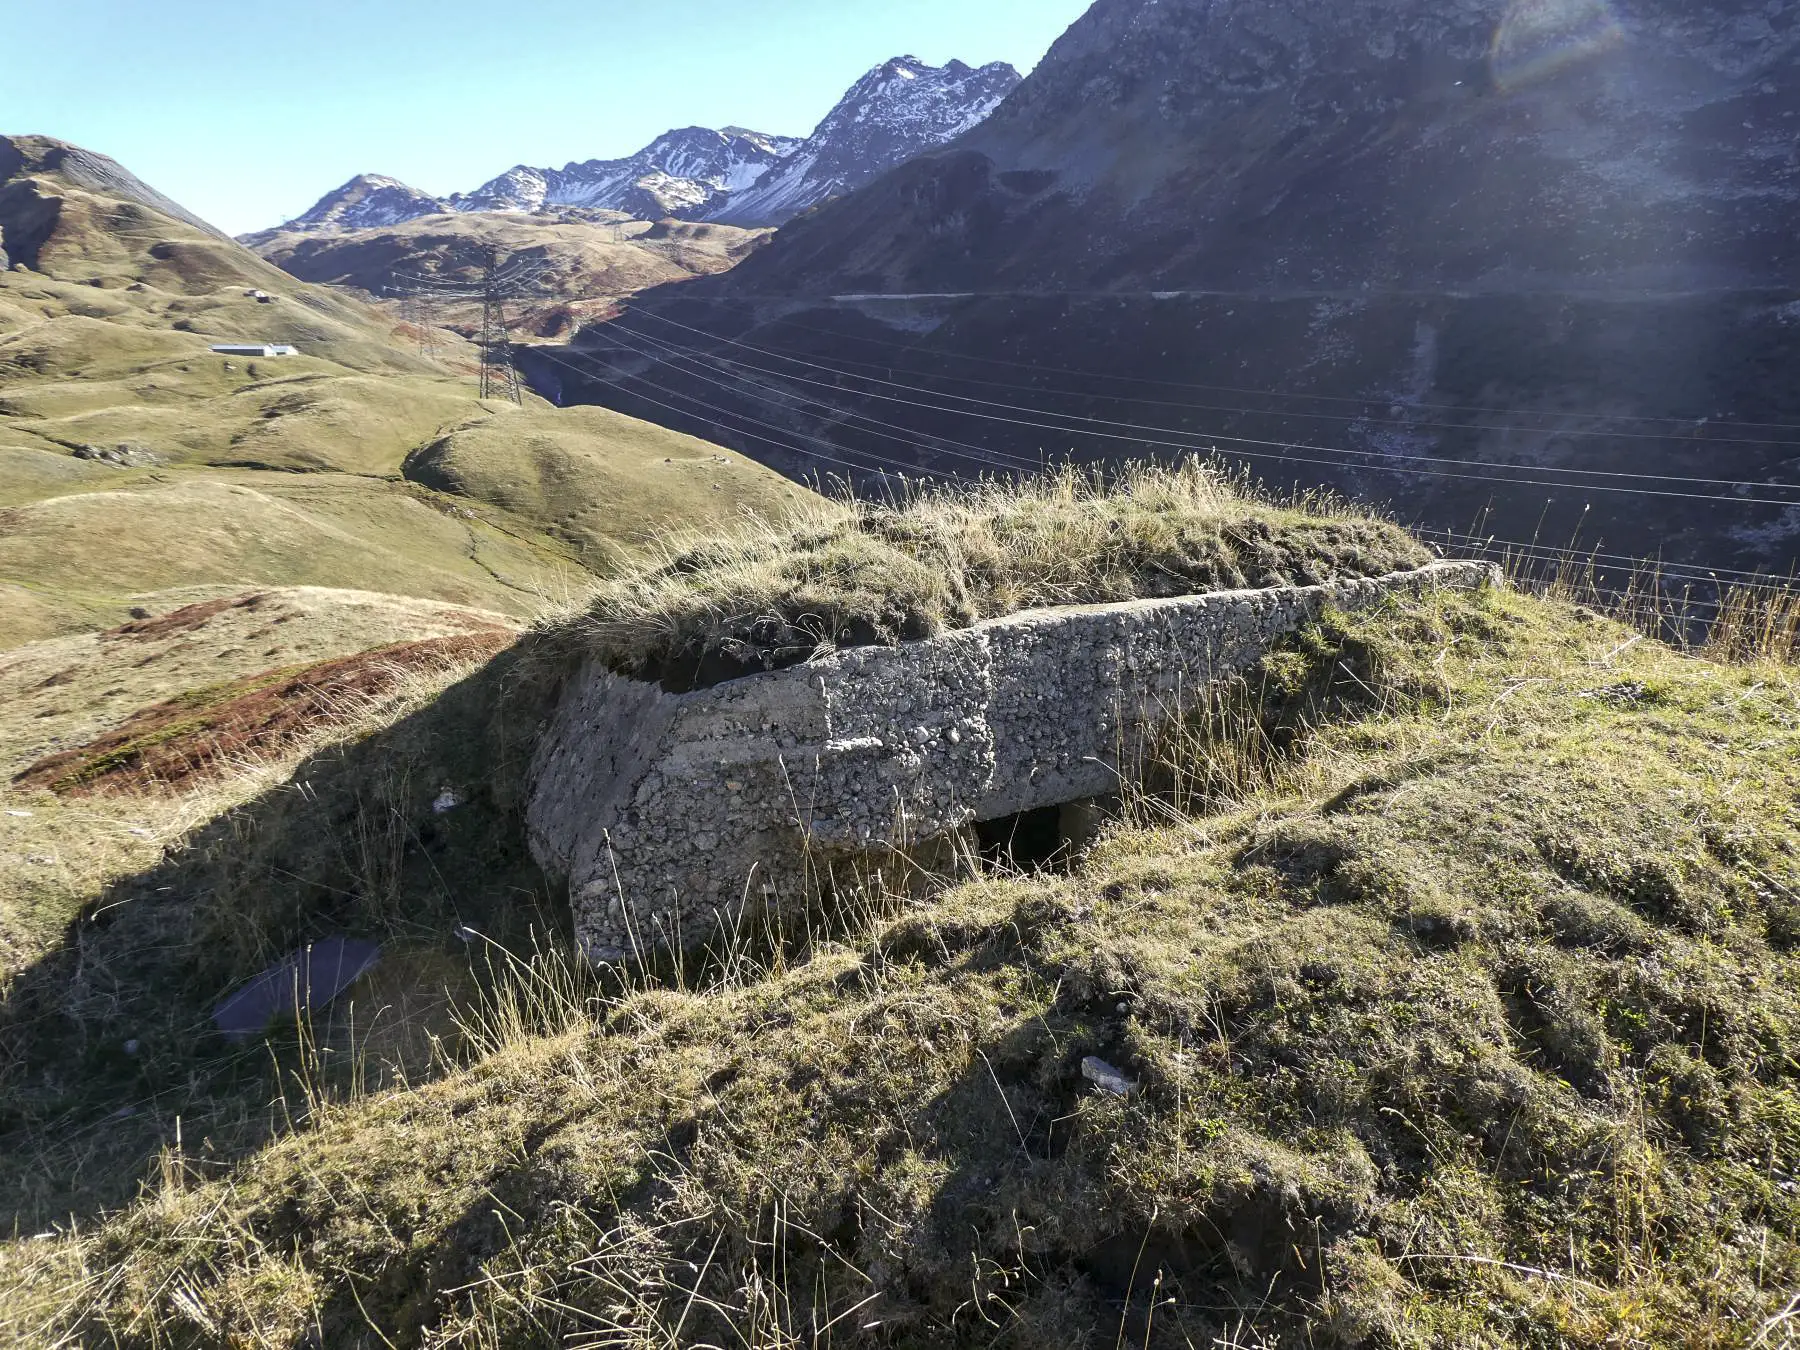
[{"left": 564, "top": 461, "right": 1431, "bottom": 689}]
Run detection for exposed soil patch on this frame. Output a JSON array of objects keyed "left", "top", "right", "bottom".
[{"left": 13, "top": 630, "right": 514, "bottom": 796}]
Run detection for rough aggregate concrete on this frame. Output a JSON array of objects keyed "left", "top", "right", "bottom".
[{"left": 528, "top": 559, "right": 1497, "bottom": 960}]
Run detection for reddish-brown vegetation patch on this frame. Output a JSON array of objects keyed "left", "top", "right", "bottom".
[
  {"left": 13, "top": 630, "right": 515, "bottom": 796},
  {"left": 105, "top": 594, "right": 268, "bottom": 642}
]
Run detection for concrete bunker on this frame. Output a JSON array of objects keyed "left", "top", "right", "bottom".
[{"left": 526, "top": 560, "right": 1496, "bottom": 962}]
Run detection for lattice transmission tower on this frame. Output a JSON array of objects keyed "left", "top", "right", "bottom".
[
  {"left": 395, "top": 292, "right": 439, "bottom": 361},
  {"left": 476, "top": 248, "right": 522, "bottom": 404},
  {"left": 390, "top": 245, "right": 551, "bottom": 406}
]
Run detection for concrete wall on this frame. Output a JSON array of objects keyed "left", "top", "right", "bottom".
[{"left": 527, "top": 559, "right": 1497, "bottom": 961}]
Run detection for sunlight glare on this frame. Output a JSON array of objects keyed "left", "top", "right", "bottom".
[{"left": 1490, "top": 0, "right": 1625, "bottom": 92}]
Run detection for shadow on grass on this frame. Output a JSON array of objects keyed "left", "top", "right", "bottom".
[{"left": 0, "top": 641, "right": 573, "bottom": 1234}]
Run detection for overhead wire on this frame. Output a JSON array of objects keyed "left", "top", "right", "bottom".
[
  {"left": 1409, "top": 524, "right": 1800, "bottom": 585},
  {"left": 573, "top": 332, "right": 1022, "bottom": 479},
  {"left": 639, "top": 299, "right": 1800, "bottom": 435},
  {"left": 528, "top": 343, "right": 955, "bottom": 484},
  {"left": 548, "top": 340, "right": 1800, "bottom": 610},
  {"left": 1412, "top": 527, "right": 1800, "bottom": 598},
  {"left": 599, "top": 324, "right": 1048, "bottom": 476},
  {"left": 601, "top": 317, "right": 1800, "bottom": 509},
  {"left": 531, "top": 330, "right": 1800, "bottom": 603},
  {"left": 630, "top": 309, "right": 1800, "bottom": 450},
  {"left": 624, "top": 312, "right": 1800, "bottom": 485}
]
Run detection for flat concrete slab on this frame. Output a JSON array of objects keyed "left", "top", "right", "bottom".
[
  {"left": 527, "top": 560, "right": 1496, "bottom": 961},
  {"left": 212, "top": 937, "right": 383, "bottom": 1042}
]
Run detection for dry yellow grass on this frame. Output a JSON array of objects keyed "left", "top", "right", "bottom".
[
  {"left": 565, "top": 460, "right": 1429, "bottom": 685},
  {"left": 405, "top": 402, "right": 815, "bottom": 565},
  {"left": 0, "top": 588, "right": 522, "bottom": 977},
  {"left": 5, "top": 582, "right": 1798, "bottom": 1348}
]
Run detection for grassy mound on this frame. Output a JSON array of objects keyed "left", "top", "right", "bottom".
[
  {"left": 0, "top": 477, "right": 571, "bottom": 649},
  {"left": 571, "top": 461, "right": 1431, "bottom": 687},
  {"left": 403, "top": 404, "right": 811, "bottom": 565},
  {"left": 10, "top": 579, "right": 1796, "bottom": 1347}
]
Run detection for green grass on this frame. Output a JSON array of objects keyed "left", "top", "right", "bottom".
[
  {"left": 0, "top": 475, "right": 574, "bottom": 648},
  {"left": 404, "top": 403, "right": 815, "bottom": 566},
  {"left": 6, "top": 576, "right": 1797, "bottom": 1347},
  {"left": 0, "top": 136, "right": 818, "bottom": 648}
]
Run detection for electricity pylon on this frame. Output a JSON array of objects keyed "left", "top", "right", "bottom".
[
  {"left": 477, "top": 248, "right": 522, "bottom": 404},
  {"left": 390, "top": 245, "right": 550, "bottom": 405}
]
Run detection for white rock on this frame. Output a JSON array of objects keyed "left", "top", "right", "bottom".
[{"left": 1081, "top": 1056, "right": 1137, "bottom": 1097}]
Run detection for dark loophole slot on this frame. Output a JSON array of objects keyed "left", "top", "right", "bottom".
[{"left": 976, "top": 805, "right": 1070, "bottom": 873}]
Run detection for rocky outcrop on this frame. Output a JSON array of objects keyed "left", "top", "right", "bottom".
[{"left": 527, "top": 559, "right": 1495, "bottom": 961}]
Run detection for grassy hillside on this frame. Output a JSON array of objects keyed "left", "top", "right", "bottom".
[
  {"left": 0, "top": 467, "right": 1795, "bottom": 1346},
  {"left": 245, "top": 209, "right": 773, "bottom": 339},
  {"left": 0, "top": 134, "right": 809, "bottom": 646},
  {"left": 0, "top": 588, "right": 521, "bottom": 979},
  {"left": 404, "top": 403, "right": 809, "bottom": 566},
  {"left": 6, "top": 578, "right": 1798, "bottom": 1348}
]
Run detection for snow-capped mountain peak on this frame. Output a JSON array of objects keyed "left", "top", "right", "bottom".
[
  {"left": 256, "top": 54, "right": 1018, "bottom": 236},
  {"left": 449, "top": 125, "right": 799, "bottom": 220},
  {"left": 712, "top": 55, "right": 1021, "bottom": 226},
  {"left": 284, "top": 174, "right": 451, "bottom": 232}
]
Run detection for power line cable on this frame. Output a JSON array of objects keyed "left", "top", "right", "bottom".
[
  {"left": 632, "top": 310, "right": 1800, "bottom": 450},
  {"left": 550, "top": 330, "right": 1800, "bottom": 613},
  {"left": 529, "top": 345, "right": 950, "bottom": 483},
  {"left": 624, "top": 314, "right": 1800, "bottom": 484},
  {"left": 639, "top": 300, "right": 1800, "bottom": 435},
  {"left": 603, "top": 320, "right": 1800, "bottom": 509},
  {"left": 566, "top": 334, "right": 1014, "bottom": 478},
  {"left": 1412, "top": 526, "right": 1800, "bottom": 596},
  {"left": 599, "top": 325, "right": 1048, "bottom": 476}
]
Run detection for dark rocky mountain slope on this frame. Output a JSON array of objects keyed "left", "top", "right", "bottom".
[{"left": 545, "top": 0, "right": 1800, "bottom": 575}]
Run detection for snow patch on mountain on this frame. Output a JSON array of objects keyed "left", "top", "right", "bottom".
[
  {"left": 282, "top": 174, "right": 452, "bottom": 232},
  {"left": 713, "top": 56, "right": 1021, "bottom": 226},
  {"left": 451, "top": 127, "right": 800, "bottom": 221}
]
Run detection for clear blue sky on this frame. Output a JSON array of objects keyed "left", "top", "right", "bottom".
[{"left": 0, "top": 0, "right": 1089, "bottom": 236}]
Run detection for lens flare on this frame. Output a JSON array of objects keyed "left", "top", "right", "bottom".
[{"left": 1490, "top": 0, "right": 1625, "bottom": 92}]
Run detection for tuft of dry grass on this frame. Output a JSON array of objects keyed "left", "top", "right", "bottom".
[{"left": 564, "top": 459, "right": 1430, "bottom": 688}]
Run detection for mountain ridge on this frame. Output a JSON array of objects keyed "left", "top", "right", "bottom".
[
  {"left": 252, "top": 54, "right": 1020, "bottom": 237},
  {"left": 711, "top": 56, "right": 1020, "bottom": 226}
]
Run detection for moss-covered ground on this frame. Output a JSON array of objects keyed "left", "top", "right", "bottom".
[{"left": 5, "top": 580, "right": 1796, "bottom": 1348}]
